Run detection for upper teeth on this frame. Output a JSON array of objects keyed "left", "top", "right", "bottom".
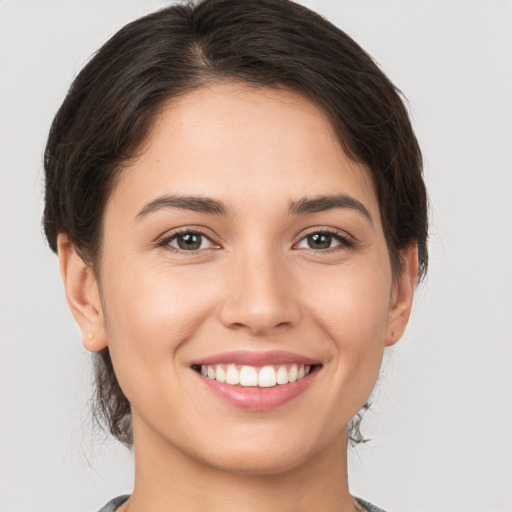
[{"left": 200, "top": 364, "right": 311, "bottom": 387}]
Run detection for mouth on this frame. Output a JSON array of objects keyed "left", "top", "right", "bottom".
[
  {"left": 192, "top": 363, "right": 316, "bottom": 387},
  {"left": 190, "top": 351, "right": 322, "bottom": 410}
]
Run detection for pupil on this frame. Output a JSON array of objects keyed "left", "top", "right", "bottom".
[
  {"left": 178, "top": 233, "right": 201, "bottom": 250},
  {"left": 308, "top": 233, "right": 331, "bottom": 249}
]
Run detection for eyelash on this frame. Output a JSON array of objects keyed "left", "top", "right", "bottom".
[
  {"left": 157, "top": 227, "right": 354, "bottom": 254},
  {"left": 158, "top": 228, "right": 219, "bottom": 253},
  {"left": 294, "top": 228, "right": 354, "bottom": 252}
]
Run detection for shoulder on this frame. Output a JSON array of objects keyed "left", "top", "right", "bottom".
[
  {"left": 96, "top": 495, "right": 130, "bottom": 512},
  {"left": 356, "top": 497, "right": 389, "bottom": 512}
]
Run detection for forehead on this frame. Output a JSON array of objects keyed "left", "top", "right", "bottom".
[{"left": 108, "top": 82, "right": 378, "bottom": 219}]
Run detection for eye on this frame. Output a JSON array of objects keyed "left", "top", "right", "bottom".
[
  {"left": 164, "top": 231, "right": 217, "bottom": 251},
  {"left": 295, "top": 231, "right": 352, "bottom": 250}
]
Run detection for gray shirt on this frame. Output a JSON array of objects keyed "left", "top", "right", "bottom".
[{"left": 97, "top": 495, "right": 387, "bottom": 512}]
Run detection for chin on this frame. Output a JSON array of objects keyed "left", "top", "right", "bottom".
[
  {"left": 203, "top": 445, "right": 314, "bottom": 477},
  {"left": 185, "top": 424, "right": 333, "bottom": 477}
]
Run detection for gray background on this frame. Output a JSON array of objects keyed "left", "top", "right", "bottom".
[{"left": 1, "top": 1, "right": 511, "bottom": 511}]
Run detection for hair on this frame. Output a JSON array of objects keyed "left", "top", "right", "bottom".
[{"left": 44, "top": 0, "right": 428, "bottom": 447}]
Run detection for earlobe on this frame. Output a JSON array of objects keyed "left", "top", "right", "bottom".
[
  {"left": 385, "top": 244, "right": 419, "bottom": 346},
  {"left": 57, "top": 234, "right": 108, "bottom": 352}
]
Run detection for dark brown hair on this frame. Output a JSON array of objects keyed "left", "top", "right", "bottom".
[{"left": 44, "top": 0, "right": 428, "bottom": 447}]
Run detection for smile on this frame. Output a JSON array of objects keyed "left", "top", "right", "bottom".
[
  {"left": 191, "top": 351, "right": 321, "bottom": 410},
  {"left": 199, "top": 363, "right": 312, "bottom": 387}
]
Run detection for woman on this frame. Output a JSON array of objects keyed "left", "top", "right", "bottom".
[{"left": 43, "top": 0, "right": 428, "bottom": 510}]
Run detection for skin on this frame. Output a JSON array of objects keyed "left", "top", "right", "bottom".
[{"left": 58, "top": 82, "right": 418, "bottom": 512}]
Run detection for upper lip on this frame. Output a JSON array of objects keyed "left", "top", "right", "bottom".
[{"left": 190, "top": 350, "right": 320, "bottom": 367}]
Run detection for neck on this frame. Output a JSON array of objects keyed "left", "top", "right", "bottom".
[{"left": 123, "top": 418, "right": 358, "bottom": 512}]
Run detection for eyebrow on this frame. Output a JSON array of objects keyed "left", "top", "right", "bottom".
[
  {"left": 135, "top": 193, "right": 373, "bottom": 225},
  {"left": 136, "top": 195, "right": 228, "bottom": 220},
  {"left": 289, "top": 194, "right": 373, "bottom": 225}
]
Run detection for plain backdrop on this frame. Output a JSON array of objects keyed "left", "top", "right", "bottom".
[{"left": 1, "top": 1, "right": 511, "bottom": 511}]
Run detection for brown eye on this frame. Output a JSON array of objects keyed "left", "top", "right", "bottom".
[
  {"left": 306, "top": 233, "right": 333, "bottom": 249},
  {"left": 296, "top": 231, "right": 351, "bottom": 251},
  {"left": 167, "top": 232, "right": 214, "bottom": 251}
]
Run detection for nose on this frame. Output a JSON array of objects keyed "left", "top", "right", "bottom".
[{"left": 218, "top": 249, "right": 301, "bottom": 336}]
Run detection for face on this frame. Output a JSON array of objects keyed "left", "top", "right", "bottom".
[{"left": 62, "top": 82, "right": 416, "bottom": 475}]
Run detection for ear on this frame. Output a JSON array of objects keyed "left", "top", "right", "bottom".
[
  {"left": 385, "top": 244, "right": 419, "bottom": 347},
  {"left": 57, "top": 234, "right": 108, "bottom": 352}
]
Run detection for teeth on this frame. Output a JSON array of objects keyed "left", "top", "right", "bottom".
[
  {"left": 258, "top": 365, "right": 277, "bottom": 388},
  {"left": 199, "top": 363, "right": 312, "bottom": 387},
  {"left": 276, "top": 366, "right": 288, "bottom": 385},
  {"left": 225, "top": 364, "right": 240, "bottom": 385},
  {"left": 240, "top": 365, "right": 258, "bottom": 387},
  {"left": 216, "top": 365, "right": 226, "bottom": 383}
]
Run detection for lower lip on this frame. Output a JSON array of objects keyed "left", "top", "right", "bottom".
[{"left": 196, "top": 370, "right": 317, "bottom": 411}]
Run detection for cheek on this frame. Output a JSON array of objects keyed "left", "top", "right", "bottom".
[
  {"left": 98, "top": 258, "right": 217, "bottom": 383},
  {"left": 304, "top": 257, "right": 392, "bottom": 391},
  {"left": 307, "top": 259, "right": 392, "bottom": 343}
]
